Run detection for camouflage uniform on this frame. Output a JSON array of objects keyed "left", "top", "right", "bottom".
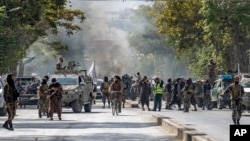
[
  {"left": 182, "top": 82, "right": 195, "bottom": 112},
  {"left": 208, "top": 60, "right": 216, "bottom": 84},
  {"left": 48, "top": 81, "right": 63, "bottom": 120},
  {"left": 165, "top": 79, "right": 173, "bottom": 109},
  {"left": 101, "top": 79, "right": 110, "bottom": 108},
  {"left": 3, "top": 74, "right": 19, "bottom": 130},
  {"left": 38, "top": 83, "right": 49, "bottom": 118},
  {"left": 203, "top": 80, "right": 212, "bottom": 110},
  {"left": 225, "top": 80, "right": 244, "bottom": 125}
]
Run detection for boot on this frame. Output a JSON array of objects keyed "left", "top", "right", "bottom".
[
  {"left": 165, "top": 105, "right": 168, "bottom": 109},
  {"left": 142, "top": 107, "right": 145, "bottom": 111},
  {"left": 148, "top": 107, "right": 151, "bottom": 111},
  {"left": 9, "top": 123, "right": 14, "bottom": 131},
  {"left": 46, "top": 112, "right": 49, "bottom": 118},
  {"left": 2, "top": 121, "right": 9, "bottom": 130},
  {"left": 237, "top": 119, "right": 240, "bottom": 125},
  {"left": 233, "top": 119, "right": 237, "bottom": 125},
  {"left": 168, "top": 104, "right": 173, "bottom": 110},
  {"left": 193, "top": 105, "right": 197, "bottom": 111},
  {"left": 39, "top": 113, "right": 42, "bottom": 118}
]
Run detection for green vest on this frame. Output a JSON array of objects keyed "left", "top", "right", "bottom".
[{"left": 154, "top": 83, "right": 163, "bottom": 94}]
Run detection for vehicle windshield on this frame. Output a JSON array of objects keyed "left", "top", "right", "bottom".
[
  {"left": 242, "top": 81, "right": 250, "bottom": 88},
  {"left": 16, "top": 78, "right": 33, "bottom": 86},
  {"left": 96, "top": 80, "right": 102, "bottom": 86},
  {"left": 54, "top": 77, "right": 78, "bottom": 85}
]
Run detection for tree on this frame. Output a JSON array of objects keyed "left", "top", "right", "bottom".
[
  {"left": 152, "top": 0, "right": 250, "bottom": 77},
  {"left": 0, "top": 0, "right": 85, "bottom": 73},
  {"left": 128, "top": 5, "right": 189, "bottom": 78}
]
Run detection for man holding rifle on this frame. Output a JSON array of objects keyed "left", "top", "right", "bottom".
[{"left": 48, "top": 78, "right": 63, "bottom": 120}]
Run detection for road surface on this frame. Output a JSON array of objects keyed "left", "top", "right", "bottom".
[{"left": 0, "top": 102, "right": 178, "bottom": 141}]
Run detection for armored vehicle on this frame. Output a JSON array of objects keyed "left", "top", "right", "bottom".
[
  {"left": 49, "top": 69, "right": 93, "bottom": 113},
  {"left": 16, "top": 76, "right": 40, "bottom": 108}
]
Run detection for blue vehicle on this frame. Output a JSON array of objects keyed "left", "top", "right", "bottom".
[{"left": 210, "top": 75, "right": 233, "bottom": 109}]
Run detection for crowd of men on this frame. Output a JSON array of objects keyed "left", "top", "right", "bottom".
[
  {"left": 2, "top": 58, "right": 245, "bottom": 131},
  {"left": 99, "top": 63, "right": 245, "bottom": 125}
]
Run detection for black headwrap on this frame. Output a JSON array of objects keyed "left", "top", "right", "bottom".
[{"left": 7, "top": 74, "right": 14, "bottom": 86}]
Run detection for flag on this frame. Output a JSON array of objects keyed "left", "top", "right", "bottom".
[{"left": 87, "top": 60, "right": 97, "bottom": 83}]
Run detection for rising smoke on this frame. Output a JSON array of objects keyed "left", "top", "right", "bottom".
[{"left": 24, "top": 0, "right": 189, "bottom": 80}]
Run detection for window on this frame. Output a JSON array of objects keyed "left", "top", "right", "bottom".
[{"left": 55, "top": 77, "right": 78, "bottom": 85}]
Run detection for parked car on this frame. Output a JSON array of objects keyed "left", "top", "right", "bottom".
[
  {"left": 241, "top": 81, "right": 250, "bottom": 112},
  {"left": 95, "top": 79, "right": 103, "bottom": 99},
  {"left": 0, "top": 77, "right": 6, "bottom": 116},
  {"left": 210, "top": 75, "right": 233, "bottom": 109}
]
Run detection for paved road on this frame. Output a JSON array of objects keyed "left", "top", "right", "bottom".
[
  {"left": 0, "top": 102, "right": 178, "bottom": 141},
  {"left": 133, "top": 100, "right": 250, "bottom": 141}
]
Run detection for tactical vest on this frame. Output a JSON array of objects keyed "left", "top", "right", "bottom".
[
  {"left": 186, "top": 85, "right": 194, "bottom": 95},
  {"left": 231, "top": 84, "right": 242, "bottom": 100},
  {"left": 154, "top": 84, "right": 163, "bottom": 94},
  {"left": 40, "top": 84, "right": 48, "bottom": 96},
  {"left": 102, "top": 82, "right": 110, "bottom": 93}
]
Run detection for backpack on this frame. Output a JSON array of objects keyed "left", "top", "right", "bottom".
[{"left": 102, "top": 82, "right": 110, "bottom": 93}]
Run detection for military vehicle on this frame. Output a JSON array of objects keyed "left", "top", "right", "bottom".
[
  {"left": 210, "top": 75, "right": 233, "bottom": 109},
  {"left": 16, "top": 76, "right": 40, "bottom": 108},
  {"left": 49, "top": 63, "right": 93, "bottom": 113}
]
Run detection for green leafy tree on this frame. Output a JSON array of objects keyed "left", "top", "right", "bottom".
[
  {"left": 152, "top": 0, "right": 250, "bottom": 77},
  {"left": 0, "top": 0, "right": 85, "bottom": 73},
  {"left": 128, "top": 5, "right": 189, "bottom": 78}
]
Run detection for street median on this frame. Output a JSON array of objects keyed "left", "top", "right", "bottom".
[{"left": 152, "top": 114, "right": 217, "bottom": 141}]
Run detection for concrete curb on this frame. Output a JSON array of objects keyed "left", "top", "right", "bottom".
[{"left": 152, "top": 114, "right": 217, "bottom": 141}]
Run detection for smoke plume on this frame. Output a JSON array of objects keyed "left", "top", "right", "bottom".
[{"left": 24, "top": 0, "right": 190, "bottom": 80}]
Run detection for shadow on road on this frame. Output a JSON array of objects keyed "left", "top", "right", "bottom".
[
  {"left": 0, "top": 133, "right": 175, "bottom": 141},
  {"left": 13, "top": 122, "right": 158, "bottom": 129}
]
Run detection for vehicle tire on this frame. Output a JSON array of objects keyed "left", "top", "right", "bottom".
[
  {"left": 72, "top": 100, "right": 83, "bottom": 113},
  {"left": 84, "top": 103, "right": 92, "bottom": 112},
  {"left": 0, "top": 105, "right": 6, "bottom": 116}
]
